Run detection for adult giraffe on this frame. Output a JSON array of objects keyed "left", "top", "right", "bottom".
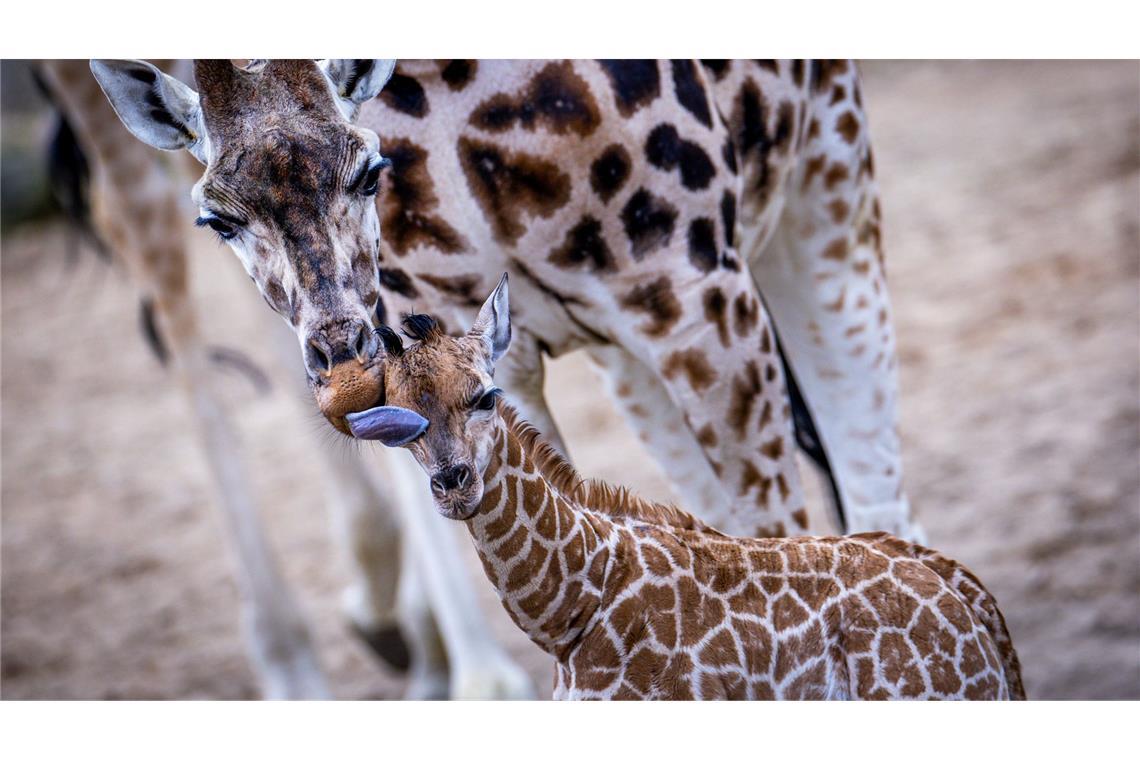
[{"left": 81, "top": 58, "right": 919, "bottom": 696}]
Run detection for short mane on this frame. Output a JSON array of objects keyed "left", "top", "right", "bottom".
[{"left": 497, "top": 403, "right": 718, "bottom": 535}]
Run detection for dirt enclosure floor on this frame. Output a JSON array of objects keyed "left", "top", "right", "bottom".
[{"left": 2, "top": 61, "right": 1138, "bottom": 699}]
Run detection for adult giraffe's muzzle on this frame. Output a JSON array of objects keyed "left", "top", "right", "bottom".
[{"left": 308, "top": 320, "right": 387, "bottom": 435}]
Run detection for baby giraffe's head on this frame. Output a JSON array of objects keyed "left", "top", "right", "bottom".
[{"left": 349, "top": 274, "right": 511, "bottom": 520}]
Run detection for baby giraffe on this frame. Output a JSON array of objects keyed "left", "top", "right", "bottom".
[{"left": 349, "top": 276, "right": 1025, "bottom": 700}]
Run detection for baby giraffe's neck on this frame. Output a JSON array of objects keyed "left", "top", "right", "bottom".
[{"left": 464, "top": 410, "right": 620, "bottom": 660}]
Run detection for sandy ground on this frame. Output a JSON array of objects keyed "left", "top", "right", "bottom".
[{"left": 2, "top": 60, "right": 1138, "bottom": 700}]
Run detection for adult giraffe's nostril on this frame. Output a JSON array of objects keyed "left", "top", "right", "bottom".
[
  {"left": 353, "top": 325, "right": 366, "bottom": 358},
  {"left": 307, "top": 341, "right": 332, "bottom": 374}
]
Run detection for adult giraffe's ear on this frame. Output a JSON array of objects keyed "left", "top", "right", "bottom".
[
  {"left": 320, "top": 59, "right": 397, "bottom": 117},
  {"left": 89, "top": 60, "right": 207, "bottom": 163},
  {"left": 470, "top": 273, "right": 511, "bottom": 368}
]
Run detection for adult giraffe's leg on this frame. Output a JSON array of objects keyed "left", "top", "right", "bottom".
[
  {"left": 40, "top": 61, "right": 329, "bottom": 699},
  {"left": 264, "top": 319, "right": 455, "bottom": 698},
  {"left": 355, "top": 446, "right": 536, "bottom": 699},
  {"left": 604, "top": 262, "right": 808, "bottom": 538},
  {"left": 746, "top": 61, "right": 922, "bottom": 541},
  {"left": 585, "top": 345, "right": 725, "bottom": 519},
  {"left": 494, "top": 327, "right": 568, "bottom": 454}
]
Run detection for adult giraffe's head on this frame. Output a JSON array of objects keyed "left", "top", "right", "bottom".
[{"left": 91, "top": 58, "right": 396, "bottom": 434}]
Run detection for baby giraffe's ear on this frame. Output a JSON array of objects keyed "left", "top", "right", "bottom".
[
  {"left": 470, "top": 273, "right": 511, "bottom": 368},
  {"left": 346, "top": 406, "right": 429, "bottom": 447}
]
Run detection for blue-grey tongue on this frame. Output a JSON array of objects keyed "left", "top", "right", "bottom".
[{"left": 345, "top": 405, "right": 429, "bottom": 445}]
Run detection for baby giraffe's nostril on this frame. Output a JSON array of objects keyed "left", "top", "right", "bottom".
[{"left": 431, "top": 464, "right": 472, "bottom": 494}]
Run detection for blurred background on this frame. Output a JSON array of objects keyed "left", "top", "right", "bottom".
[{"left": 1, "top": 60, "right": 1137, "bottom": 699}]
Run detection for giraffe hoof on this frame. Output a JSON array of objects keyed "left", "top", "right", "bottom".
[{"left": 350, "top": 621, "right": 412, "bottom": 673}]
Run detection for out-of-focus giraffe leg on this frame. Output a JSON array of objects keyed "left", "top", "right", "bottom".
[{"left": 39, "top": 60, "right": 329, "bottom": 698}]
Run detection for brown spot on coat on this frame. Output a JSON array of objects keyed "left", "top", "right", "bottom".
[
  {"left": 619, "top": 276, "right": 682, "bottom": 337},
  {"left": 470, "top": 61, "right": 601, "bottom": 138},
  {"left": 702, "top": 287, "right": 730, "bottom": 347},
  {"left": 548, "top": 216, "right": 616, "bottom": 274},
  {"left": 836, "top": 110, "right": 860, "bottom": 144},
  {"left": 662, "top": 349, "right": 718, "bottom": 393},
  {"left": 381, "top": 139, "right": 469, "bottom": 255},
  {"left": 458, "top": 137, "right": 571, "bottom": 245}
]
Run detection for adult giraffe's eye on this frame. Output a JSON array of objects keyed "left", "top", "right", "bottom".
[
  {"left": 195, "top": 214, "right": 239, "bottom": 241},
  {"left": 359, "top": 164, "right": 382, "bottom": 196},
  {"left": 354, "top": 156, "right": 391, "bottom": 197}
]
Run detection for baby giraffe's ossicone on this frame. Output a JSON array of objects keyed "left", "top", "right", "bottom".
[{"left": 350, "top": 277, "right": 1025, "bottom": 700}]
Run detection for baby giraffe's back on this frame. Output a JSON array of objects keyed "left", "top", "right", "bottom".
[{"left": 561, "top": 523, "right": 1024, "bottom": 700}]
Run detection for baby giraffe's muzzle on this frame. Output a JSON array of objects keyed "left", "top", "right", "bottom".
[{"left": 430, "top": 463, "right": 472, "bottom": 495}]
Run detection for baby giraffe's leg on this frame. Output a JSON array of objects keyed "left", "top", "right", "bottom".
[{"left": 747, "top": 62, "right": 922, "bottom": 541}]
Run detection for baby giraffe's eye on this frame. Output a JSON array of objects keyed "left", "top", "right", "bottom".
[{"left": 472, "top": 387, "right": 501, "bottom": 411}]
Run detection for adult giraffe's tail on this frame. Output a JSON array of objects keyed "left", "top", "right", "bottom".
[{"left": 761, "top": 291, "right": 848, "bottom": 534}]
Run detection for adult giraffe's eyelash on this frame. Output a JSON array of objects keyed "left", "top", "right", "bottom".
[
  {"left": 194, "top": 214, "right": 242, "bottom": 241},
  {"left": 351, "top": 155, "right": 392, "bottom": 196}
]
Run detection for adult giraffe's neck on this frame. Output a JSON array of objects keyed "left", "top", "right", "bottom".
[{"left": 464, "top": 410, "right": 615, "bottom": 660}]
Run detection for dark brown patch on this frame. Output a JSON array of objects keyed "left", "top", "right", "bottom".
[
  {"left": 440, "top": 60, "right": 477, "bottom": 91},
  {"left": 836, "top": 110, "right": 860, "bottom": 144},
  {"left": 381, "top": 139, "right": 469, "bottom": 255},
  {"left": 670, "top": 60, "right": 713, "bottom": 128},
  {"left": 726, "top": 361, "right": 763, "bottom": 437},
  {"left": 378, "top": 266, "right": 419, "bottom": 299},
  {"left": 822, "top": 238, "right": 848, "bottom": 261},
  {"left": 379, "top": 73, "right": 428, "bottom": 117},
  {"left": 469, "top": 61, "right": 601, "bottom": 138},
  {"left": 597, "top": 60, "right": 661, "bottom": 117},
  {"left": 790, "top": 60, "right": 805, "bottom": 88},
  {"left": 458, "top": 137, "right": 571, "bottom": 245},
  {"left": 619, "top": 276, "right": 682, "bottom": 337},
  {"left": 590, "top": 144, "right": 632, "bottom": 204},
  {"left": 732, "top": 293, "right": 760, "bottom": 337},
  {"left": 620, "top": 188, "right": 678, "bottom": 259},
  {"left": 700, "top": 60, "right": 730, "bottom": 80},
  {"left": 662, "top": 349, "right": 718, "bottom": 393},
  {"left": 823, "top": 162, "right": 849, "bottom": 191},
  {"left": 730, "top": 79, "right": 790, "bottom": 204},
  {"left": 687, "top": 217, "right": 719, "bottom": 273},
  {"left": 645, "top": 123, "right": 716, "bottom": 191},
  {"left": 702, "top": 287, "right": 730, "bottom": 347},
  {"left": 720, "top": 190, "right": 737, "bottom": 249},
  {"left": 548, "top": 216, "right": 617, "bottom": 274}
]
